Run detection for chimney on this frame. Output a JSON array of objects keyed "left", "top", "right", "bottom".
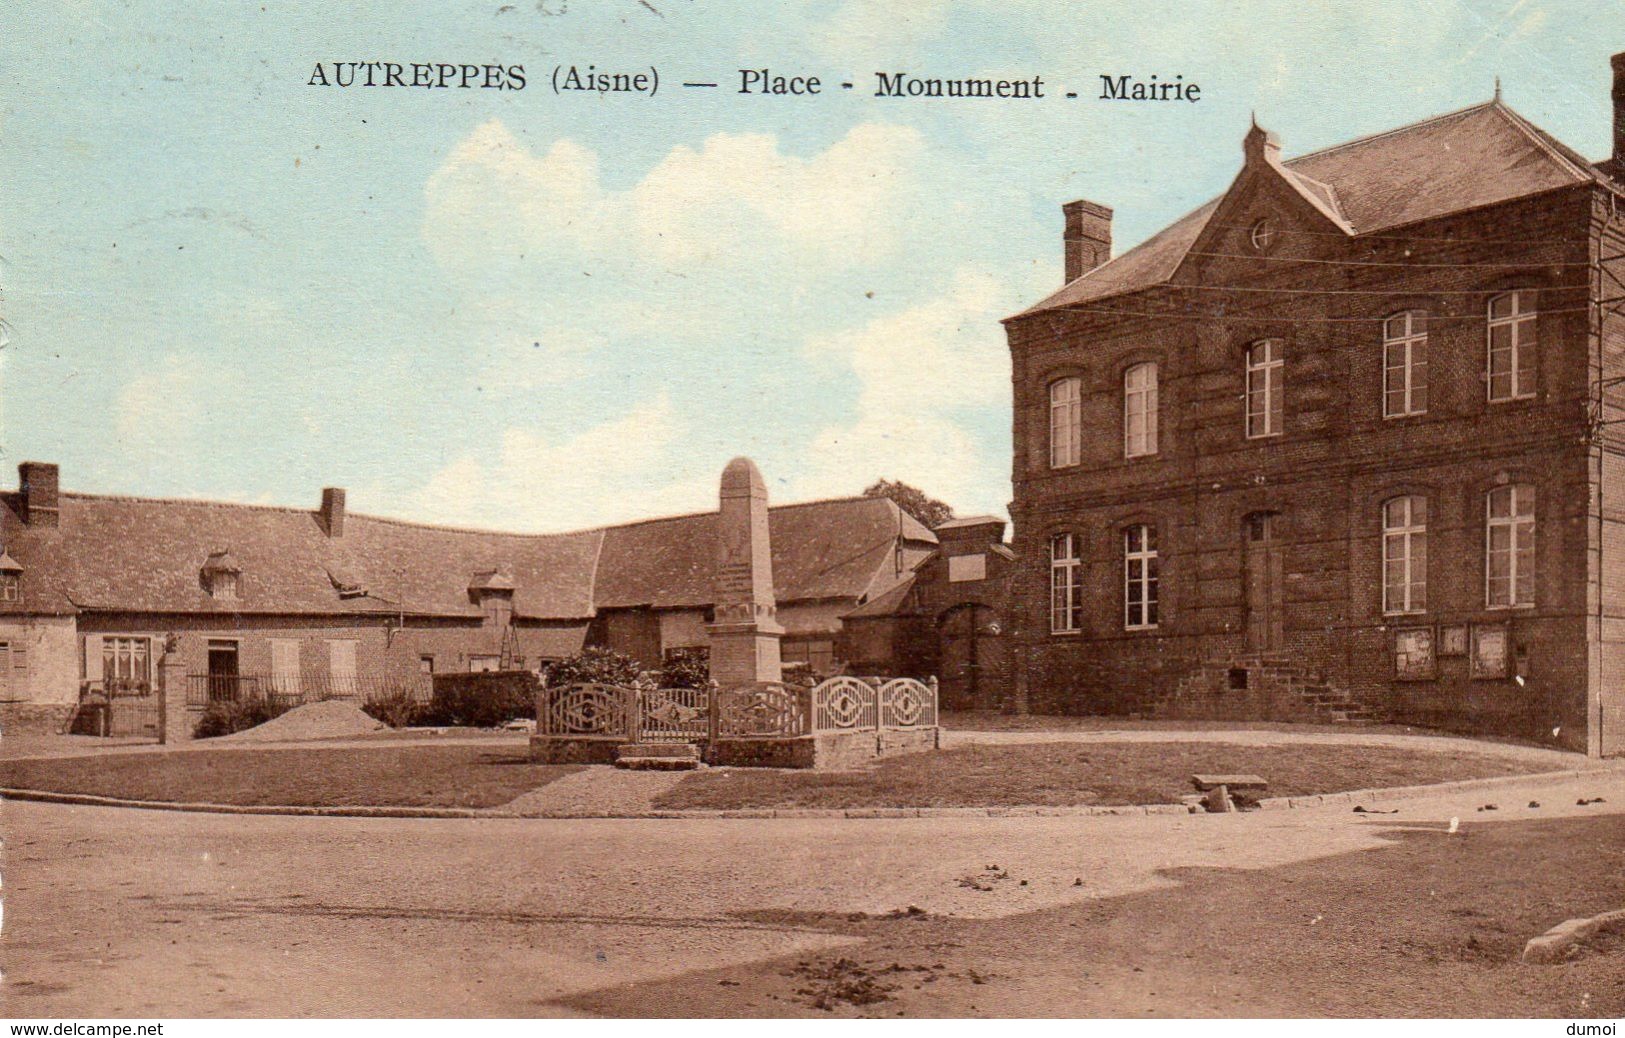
[
  {"left": 319, "top": 487, "right": 346, "bottom": 537},
  {"left": 18, "top": 462, "right": 59, "bottom": 528},
  {"left": 1063, "top": 199, "right": 1113, "bottom": 283},
  {"left": 1612, "top": 51, "right": 1625, "bottom": 167}
]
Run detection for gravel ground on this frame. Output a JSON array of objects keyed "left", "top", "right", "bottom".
[
  {"left": 218, "top": 700, "right": 385, "bottom": 742},
  {"left": 5, "top": 770, "right": 1624, "bottom": 1017}
]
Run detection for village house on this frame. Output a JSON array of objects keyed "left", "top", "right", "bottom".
[
  {"left": 0, "top": 462, "right": 937, "bottom": 738},
  {"left": 1003, "top": 54, "right": 1625, "bottom": 756}
]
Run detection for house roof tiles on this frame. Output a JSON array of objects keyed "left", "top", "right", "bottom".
[
  {"left": 0, "top": 486, "right": 937, "bottom": 621},
  {"left": 1017, "top": 100, "right": 1612, "bottom": 318}
]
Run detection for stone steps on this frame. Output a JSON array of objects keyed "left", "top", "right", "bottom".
[
  {"left": 613, "top": 741, "right": 704, "bottom": 771},
  {"left": 1154, "top": 655, "right": 1383, "bottom": 725}
]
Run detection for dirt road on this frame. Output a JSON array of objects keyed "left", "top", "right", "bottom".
[{"left": 4, "top": 770, "right": 1623, "bottom": 1017}]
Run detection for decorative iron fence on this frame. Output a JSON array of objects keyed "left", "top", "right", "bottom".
[
  {"left": 539, "top": 682, "right": 633, "bottom": 738},
  {"left": 535, "top": 675, "right": 937, "bottom": 744},
  {"left": 638, "top": 686, "right": 710, "bottom": 742},
  {"left": 715, "top": 683, "right": 808, "bottom": 738}
]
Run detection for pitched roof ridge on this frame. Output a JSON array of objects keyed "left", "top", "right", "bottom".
[
  {"left": 599, "top": 494, "right": 890, "bottom": 533},
  {"left": 344, "top": 509, "right": 596, "bottom": 540},
  {"left": 1282, "top": 98, "right": 1499, "bottom": 166},
  {"left": 61, "top": 490, "right": 314, "bottom": 517},
  {"left": 1485, "top": 98, "right": 1596, "bottom": 181}
]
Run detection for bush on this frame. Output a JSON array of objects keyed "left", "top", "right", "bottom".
[
  {"left": 363, "top": 691, "right": 430, "bottom": 729},
  {"left": 541, "top": 647, "right": 643, "bottom": 689},
  {"left": 193, "top": 695, "right": 294, "bottom": 739},
  {"left": 423, "top": 672, "right": 539, "bottom": 728},
  {"left": 657, "top": 648, "right": 711, "bottom": 689}
]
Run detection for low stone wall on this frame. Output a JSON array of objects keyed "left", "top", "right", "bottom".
[
  {"left": 0, "top": 702, "right": 76, "bottom": 735},
  {"left": 531, "top": 726, "right": 942, "bottom": 769},
  {"left": 709, "top": 726, "right": 940, "bottom": 770},
  {"left": 528, "top": 736, "right": 621, "bottom": 764}
]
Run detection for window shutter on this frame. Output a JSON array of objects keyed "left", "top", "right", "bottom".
[
  {"left": 84, "top": 636, "right": 104, "bottom": 684},
  {"left": 13, "top": 646, "right": 27, "bottom": 677}
]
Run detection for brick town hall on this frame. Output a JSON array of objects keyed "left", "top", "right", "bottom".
[{"left": 1003, "top": 54, "right": 1625, "bottom": 756}]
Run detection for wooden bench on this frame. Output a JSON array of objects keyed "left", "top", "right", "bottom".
[{"left": 1190, "top": 773, "right": 1268, "bottom": 812}]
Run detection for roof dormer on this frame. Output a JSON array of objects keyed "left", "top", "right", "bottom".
[
  {"left": 0, "top": 547, "right": 21, "bottom": 602},
  {"left": 201, "top": 550, "right": 241, "bottom": 600}
]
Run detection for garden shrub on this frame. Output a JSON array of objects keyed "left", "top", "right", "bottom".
[
  {"left": 424, "top": 671, "right": 539, "bottom": 728},
  {"left": 541, "top": 647, "right": 643, "bottom": 689},
  {"left": 193, "top": 695, "right": 294, "bottom": 739},
  {"left": 657, "top": 648, "right": 711, "bottom": 690},
  {"left": 363, "top": 691, "right": 429, "bottom": 729}
]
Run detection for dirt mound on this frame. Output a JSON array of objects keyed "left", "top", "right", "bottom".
[{"left": 220, "top": 699, "right": 386, "bottom": 743}]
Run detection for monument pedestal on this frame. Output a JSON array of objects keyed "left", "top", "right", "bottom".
[{"left": 706, "top": 617, "right": 784, "bottom": 689}]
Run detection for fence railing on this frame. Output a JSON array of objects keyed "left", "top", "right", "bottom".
[
  {"left": 536, "top": 675, "right": 937, "bottom": 743},
  {"left": 184, "top": 673, "right": 433, "bottom": 710}
]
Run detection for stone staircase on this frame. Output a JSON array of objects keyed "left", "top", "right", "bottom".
[
  {"left": 1152, "top": 655, "right": 1381, "bottom": 725},
  {"left": 613, "top": 741, "right": 704, "bottom": 771}
]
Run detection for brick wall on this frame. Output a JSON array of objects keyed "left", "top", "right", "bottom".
[{"left": 1006, "top": 178, "right": 1610, "bottom": 751}]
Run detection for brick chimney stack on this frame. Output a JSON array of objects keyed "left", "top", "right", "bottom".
[
  {"left": 1612, "top": 51, "right": 1625, "bottom": 168},
  {"left": 320, "top": 487, "right": 346, "bottom": 537},
  {"left": 18, "top": 462, "right": 59, "bottom": 528},
  {"left": 1062, "top": 199, "right": 1113, "bottom": 284}
]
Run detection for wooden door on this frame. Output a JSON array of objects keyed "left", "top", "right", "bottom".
[{"left": 1244, "top": 513, "right": 1284, "bottom": 652}]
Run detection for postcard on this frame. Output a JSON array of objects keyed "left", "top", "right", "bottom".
[{"left": 3, "top": 0, "right": 1624, "bottom": 1026}]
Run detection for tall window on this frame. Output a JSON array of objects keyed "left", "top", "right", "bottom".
[
  {"left": 1124, "top": 362, "right": 1159, "bottom": 458},
  {"left": 102, "top": 637, "right": 151, "bottom": 692},
  {"left": 1245, "top": 340, "right": 1283, "bottom": 438},
  {"left": 1487, "top": 291, "right": 1535, "bottom": 402},
  {"left": 1049, "top": 378, "right": 1081, "bottom": 468},
  {"left": 1050, "top": 533, "right": 1082, "bottom": 633},
  {"left": 1124, "top": 524, "right": 1159, "bottom": 629},
  {"left": 1382, "top": 495, "right": 1428, "bottom": 614},
  {"left": 0, "top": 572, "right": 18, "bottom": 602},
  {"left": 1383, "top": 311, "right": 1428, "bottom": 417},
  {"left": 1486, "top": 484, "right": 1535, "bottom": 608}
]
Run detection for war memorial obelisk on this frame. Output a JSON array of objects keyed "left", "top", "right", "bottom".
[{"left": 706, "top": 457, "right": 784, "bottom": 687}]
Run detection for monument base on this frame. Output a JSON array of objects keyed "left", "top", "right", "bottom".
[{"left": 705, "top": 619, "right": 784, "bottom": 689}]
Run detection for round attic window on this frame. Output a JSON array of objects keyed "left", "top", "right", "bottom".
[{"left": 1248, "top": 218, "right": 1275, "bottom": 252}]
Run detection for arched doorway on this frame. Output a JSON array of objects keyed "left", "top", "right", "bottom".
[{"left": 937, "top": 602, "right": 1008, "bottom": 711}]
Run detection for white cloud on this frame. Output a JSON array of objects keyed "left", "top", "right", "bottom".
[
  {"left": 796, "top": 269, "right": 1014, "bottom": 513},
  {"left": 115, "top": 356, "right": 208, "bottom": 446},
  {"left": 408, "top": 393, "right": 711, "bottom": 531}
]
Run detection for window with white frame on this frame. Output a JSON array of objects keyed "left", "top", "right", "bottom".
[
  {"left": 1049, "top": 378, "right": 1082, "bottom": 468},
  {"left": 1383, "top": 311, "right": 1428, "bottom": 417},
  {"left": 1050, "top": 532, "right": 1082, "bottom": 633},
  {"left": 1487, "top": 291, "right": 1535, "bottom": 402},
  {"left": 1124, "top": 524, "right": 1159, "bottom": 629},
  {"left": 1124, "top": 362, "right": 1159, "bottom": 458},
  {"left": 0, "top": 572, "right": 18, "bottom": 602},
  {"left": 1245, "top": 340, "right": 1283, "bottom": 438},
  {"left": 102, "top": 637, "right": 152, "bottom": 692},
  {"left": 1486, "top": 484, "right": 1534, "bottom": 608},
  {"left": 1382, "top": 495, "right": 1428, "bottom": 614}
]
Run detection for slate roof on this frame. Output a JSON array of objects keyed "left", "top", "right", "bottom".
[
  {"left": 1018, "top": 99, "right": 1611, "bottom": 318},
  {"left": 592, "top": 497, "right": 937, "bottom": 609},
  {"left": 0, "top": 487, "right": 936, "bottom": 621}
]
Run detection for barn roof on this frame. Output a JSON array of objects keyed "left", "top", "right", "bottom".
[{"left": 0, "top": 485, "right": 936, "bottom": 620}]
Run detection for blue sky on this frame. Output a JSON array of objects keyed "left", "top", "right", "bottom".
[{"left": 3, "top": 0, "right": 1621, "bottom": 531}]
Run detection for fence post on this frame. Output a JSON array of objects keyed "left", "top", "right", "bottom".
[
  {"left": 625, "top": 684, "right": 641, "bottom": 744},
  {"left": 803, "top": 683, "right": 816, "bottom": 737},
  {"left": 706, "top": 683, "right": 720, "bottom": 749},
  {"left": 929, "top": 676, "right": 939, "bottom": 725}
]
